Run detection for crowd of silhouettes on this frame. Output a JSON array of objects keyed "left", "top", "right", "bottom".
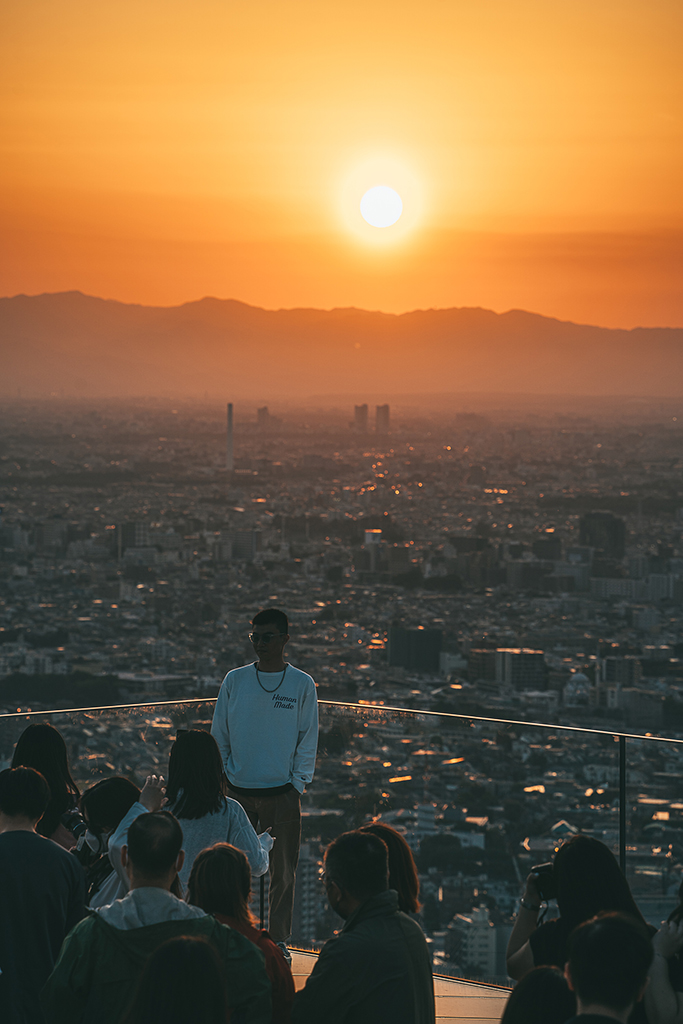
[{"left": 4, "top": 719, "right": 683, "bottom": 1024}]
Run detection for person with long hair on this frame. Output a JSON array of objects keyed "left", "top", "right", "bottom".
[
  {"left": 358, "top": 822, "right": 421, "bottom": 915},
  {"left": 188, "top": 843, "right": 295, "bottom": 1024},
  {"left": 499, "top": 966, "right": 575, "bottom": 1024},
  {"left": 506, "top": 834, "right": 650, "bottom": 980},
  {"left": 108, "top": 730, "right": 270, "bottom": 894},
  {"left": 122, "top": 936, "right": 230, "bottom": 1024},
  {"left": 12, "top": 722, "right": 82, "bottom": 849}
]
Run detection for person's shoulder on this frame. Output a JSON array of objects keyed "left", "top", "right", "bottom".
[
  {"left": 209, "top": 917, "right": 267, "bottom": 963},
  {"left": 219, "top": 663, "right": 256, "bottom": 688},
  {"left": 286, "top": 664, "right": 317, "bottom": 689},
  {"left": 0, "top": 828, "right": 77, "bottom": 867}
]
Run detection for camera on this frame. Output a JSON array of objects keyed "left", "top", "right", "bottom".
[
  {"left": 61, "top": 808, "right": 88, "bottom": 842},
  {"left": 531, "top": 861, "right": 557, "bottom": 901}
]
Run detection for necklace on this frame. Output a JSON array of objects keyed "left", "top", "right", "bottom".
[{"left": 255, "top": 662, "right": 288, "bottom": 693}]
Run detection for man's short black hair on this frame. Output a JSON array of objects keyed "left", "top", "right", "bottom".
[
  {"left": 252, "top": 608, "right": 289, "bottom": 634},
  {"left": 567, "top": 912, "right": 653, "bottom": 1011},
  {"left": 127, "top": 811, "right": 183, "bottom": 877},
  {"left": 0, "top": 766, "right": 50, "bottom": 820},
  {"left": 325, "top": 830, "right": 389, "bottom": 901}
]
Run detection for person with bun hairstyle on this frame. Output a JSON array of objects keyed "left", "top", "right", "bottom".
[{"left": 358, "top": 821, "right": 420, "bottom": 915}]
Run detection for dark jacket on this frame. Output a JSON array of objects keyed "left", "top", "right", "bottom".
[
  {"left": 291, "top": 889, "right": 435, "bottom": 1024},
  {"left": 41, "top": 904, "right": 271, "bottom": 1024}
]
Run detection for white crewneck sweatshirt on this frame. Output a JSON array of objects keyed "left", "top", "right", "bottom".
[{"left": 210, "top": 662, "right": 318, "bottom": 793}]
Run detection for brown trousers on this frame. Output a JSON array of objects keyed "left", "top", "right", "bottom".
[{"left": 227, "top": 785, "right": 301, "bottom": 943}]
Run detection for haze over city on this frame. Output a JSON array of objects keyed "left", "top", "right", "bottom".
[{"left": 2, "top": 0, "right": 683, "bottom": 1002}]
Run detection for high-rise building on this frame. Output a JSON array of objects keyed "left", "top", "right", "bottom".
[
  {"left": 494, "top": 648, "right": 546, "bottom": 689},
  {"left": 353, "top": 404, "right": 368, "bottom": 432},
  {"left": 232, "top": 531, "right": 261, "bottom": 561},
  {"left": 376, "top": 404, "right": 390, "bottom": 434},
  {"left": 579, "top": 511, "right": 626, "bottom": 559},
  {"left": 119, "top": 521, "right": 150, "bottom": 552},
  {"left": 601, "top": 655, "right": 641, "bottom": 686},
  {"left": 257, "top": 406, "right": 270, "bottom": 430},
  {"left": 226, "top": 402, "right": 234, "bottom": 472},
  {"left": 388, "top": 627, "right": 442, "bottom": 673},
  {"left": 291, "top": 843, "right": 320, "bottom": 945}
]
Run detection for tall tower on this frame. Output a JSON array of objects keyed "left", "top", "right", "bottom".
[
  {"left": 376, "top": 404, "right": 390, "bottom": 434},
  {"left": 226, "top": 403, "right": 234, "bottom": 472},
  {"left": 353, "top": 404, "right": 368, "bottom": 432}
]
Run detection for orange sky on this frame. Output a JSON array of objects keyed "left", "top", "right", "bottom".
[{"left": 1, "top": 0, "right": 682, "bottom": 327}]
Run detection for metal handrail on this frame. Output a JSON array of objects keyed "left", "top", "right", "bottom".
[
  {"left": 2, "top": 695, "right": 679, "bottom": 871},
  {"left": 2, "top": 695, "right": 682, "bottom": 744}
]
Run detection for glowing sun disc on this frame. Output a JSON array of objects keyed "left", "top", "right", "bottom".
[{"left": 360, "top": 186, "right": 403, "bottom": 227}]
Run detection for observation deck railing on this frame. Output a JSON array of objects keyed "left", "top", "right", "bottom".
[{"left": 2, "top": 697, "right": 682, "bottom": 995}]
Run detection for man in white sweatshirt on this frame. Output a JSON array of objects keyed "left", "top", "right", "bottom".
[{"left": 211, "top": 607, "right": 318, "bottom": 958}]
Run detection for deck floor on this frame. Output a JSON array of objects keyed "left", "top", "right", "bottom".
[{"left": 290, "top": 950, "right": 509, "bottom": 1023}]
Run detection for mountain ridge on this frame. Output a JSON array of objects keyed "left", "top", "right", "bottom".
[{"left": 2, "top": 291, "right": 682, "bottom": 398}]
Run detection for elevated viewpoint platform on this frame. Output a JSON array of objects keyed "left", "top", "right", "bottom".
[{"left": 291, "top": 950, "right": 510, "bottom": 1023}]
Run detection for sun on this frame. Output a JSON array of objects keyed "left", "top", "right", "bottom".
[{"left": 360, "top": 186, "right": 403, "bottom": 227}]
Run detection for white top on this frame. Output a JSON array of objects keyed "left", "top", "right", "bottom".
[
  {"left": 108, "top": 797, "right": 271, "bottom": 895},
  {"left": 211, "top": 662, "right": 318, "bottom": 794}
]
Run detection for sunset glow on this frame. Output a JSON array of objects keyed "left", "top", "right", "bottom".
[{"left": 0, "top": 0, "right": 681, "bottom": 326}]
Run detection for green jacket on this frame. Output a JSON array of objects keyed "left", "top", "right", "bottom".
[
  {"left": 42, "top": 908, "right": 271, "bottom": 1024},
  {"left": 291, "top": 890, "right": 435, "bottom": 1024}
]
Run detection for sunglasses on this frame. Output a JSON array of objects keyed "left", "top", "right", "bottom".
[{"left": 248, "top": 632, "right": 286, "bottom": 644}]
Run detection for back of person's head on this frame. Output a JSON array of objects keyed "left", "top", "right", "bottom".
[
  {"left": 80, "top": 777, "right": 140, "bottom": 834},
  {"left": 325, "top": 830, "right": 389, "bottom": 902},
  {"left": 566, "top": 912, "right": 653, "bottom": 1012},
  {"left": 187, "top": 843, "right": 255, "bottom": 927},
  {"left": 122, "top": 936, "right": 229, "bottom": 1024},
  {"left": 252, "top": 607, "right": 289, "bottom": 634},
  {"left": 0, "top": 766, "right": 51, "bottom": 822},
  {"left": 166, "top": 730, "right": 226, "bottom": 820},
  {"left": 12, "top": 723, "right": 80, "bottom": 813},
  {"left": 126, "top": 811, "right": 183, "bottom": 879},
  {"left": 358, "top": 822, "right": 421, "bottom": 914},
  {"left": 553, "top": 835, "right": 645, "bottom": 928},
  {"left": 500, "top": 966, "right": 575, "bottom": 1024}
]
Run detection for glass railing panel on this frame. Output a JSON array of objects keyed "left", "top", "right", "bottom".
[{"left": 2, "top": 699, "right": 682, "bottom": 986}]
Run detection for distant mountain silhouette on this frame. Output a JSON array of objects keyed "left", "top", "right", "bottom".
[{"left": 1, "top": 291, "right": 682, "bottom": 397}]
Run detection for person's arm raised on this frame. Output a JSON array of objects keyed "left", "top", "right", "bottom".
[{"left": 506, "top": 872, "right": 542, "bottom": 980}]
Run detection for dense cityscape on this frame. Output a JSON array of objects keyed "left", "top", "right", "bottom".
[{"left": 2, "top": 395, "right": 683, "bottom": 982}]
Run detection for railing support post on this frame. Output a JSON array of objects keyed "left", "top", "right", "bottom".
[
  {"left": 619, "top": 735, "right": 626, "bottom": 873},
  {"left": 260, "top": 873, "right": 266, "bottom": 930}
]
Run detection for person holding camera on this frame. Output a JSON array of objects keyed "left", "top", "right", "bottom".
[{"left": 506, "top": 835, "right": 649, "bottom": 981}]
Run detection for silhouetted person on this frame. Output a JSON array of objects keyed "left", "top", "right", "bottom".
[
  {"left": 42, "top": 811, "right": 271, "bottom": 1024},
  {"left": 188, "top": 843, "right": 295, "bottom": 1024},
  {"left": 358, "top": 821, "right": 421, "bottom": 914},
  {"left": 292, "top": 830, "right": 435, "bottom": 1024},
  {"left": 564, "top": 912, "right": 652, "bottom": 1022},
  {"left": 12, "top": 723, "right": 82, "bottom": 849},
  {"left": 77, "top": 776, "right": 140, "bottom": 906},
  {"left": 0, "top": 767, "right": 85, "bottom": 1024},
  {"left": 121, "top": 936, "right": 230, "bottom": 1024},
  {"left": 500, "top": 966, "right": 575, "bottom": 1024},
  {"left": 211, "top": 607, "right": 318, "bottom": 960}
]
